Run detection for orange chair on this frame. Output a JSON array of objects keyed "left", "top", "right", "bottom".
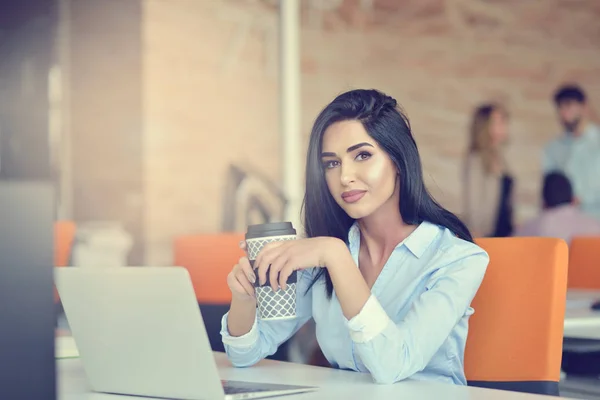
[
  {"left": 55, "top": 221, "right": 76, "bottom": 267},
  {"left": 465, "top": 237, "right": 568, "bottom": 395},
  {"left": 54, "top": 220, "right": 77, "bottom": 302},
  {"left": 174, "top": 233, "right": 246, "bottom": 353},
  {"left": 568, "top": 237, "right": 600, "bottom": 289},
  {"left": 173, "top": 233, "right": 245, "bottom": 304}
]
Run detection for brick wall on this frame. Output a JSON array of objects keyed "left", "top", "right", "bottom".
[
  {"left": 142, "top": 0, "right": 600, "bottom": 264},
  {"left": 69, "top": 0, "right": 145, "bottom": 263}
]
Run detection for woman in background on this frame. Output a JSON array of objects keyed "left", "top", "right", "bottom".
[{"left": 463, "top": 104, "right": 513, "bottom": 238}]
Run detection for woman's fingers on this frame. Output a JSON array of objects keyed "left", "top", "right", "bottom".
[
  {"left": 238, "top": 257, "right": 256, "bottom": 284},
  {"left": 234, "top": 267, "right": 255, "bottom": 297}
]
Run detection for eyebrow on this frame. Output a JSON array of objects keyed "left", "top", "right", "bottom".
[{"left": 321, "top": 142, "right": 374, "bottom": 158}]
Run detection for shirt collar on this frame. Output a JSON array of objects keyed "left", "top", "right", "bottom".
[
  {"left": 563, "top": 123, "right": 598, "bottom": 142},
  {"left": 347, "top": 220, "right": 440, "bottom": 259}
]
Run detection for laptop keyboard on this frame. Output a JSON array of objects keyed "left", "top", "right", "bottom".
[
  {"left": 222, "top": 380, "right": 312, "bottom": 395},
  {"left": 222, "top": 380, "right": 273, "bottom": 394}
]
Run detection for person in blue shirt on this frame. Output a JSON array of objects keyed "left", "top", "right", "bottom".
[
  {"left": 220, "top": 89, "right": 489, "bottom": 385},
  {"left": 543, "top": 84, "right": 600, "bottom": 220}
]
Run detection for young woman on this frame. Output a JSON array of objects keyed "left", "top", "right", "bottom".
[
  {"left": 463, "top": 104, "right": 513, "bottom": 237},
  {"left": 221, "top": 89, "right": 489, "bottom": 385}
]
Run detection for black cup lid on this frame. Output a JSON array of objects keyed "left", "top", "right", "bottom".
[{"left": 246, "top": 222, "right": 296, "bottom": 239}]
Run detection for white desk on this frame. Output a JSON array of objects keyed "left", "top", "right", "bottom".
[
  {"left": 57, "top": 289, "right": 599, "bottom": 400},
  {"left": 58, "top": 352, "right": 568, "bottom": 400},
  {"left": 564, "top": 289, "right": 600, "bottom": 340}
]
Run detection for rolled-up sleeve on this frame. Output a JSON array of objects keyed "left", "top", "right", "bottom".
[
  {"left": 346, "top": 295, "right": 391, "bottom": 343},
  {"left": 220, "top": 269, "right": 315, "bottom": 367},
  {"left": 221, "top": 314, "right": 259, "bottom": 348},
  {"left": 346, "top": 251, "right": 489, "bottom": 384}
]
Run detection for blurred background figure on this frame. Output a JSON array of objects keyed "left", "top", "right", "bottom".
[
  {"left": 515, "top": 172, "right": 600, "bottom": 244},
  {"left": 543, "top": 85, "right": 600, "bottom": 221},
  {"left": 463, "top": 104, "right": 512, "bottom": 238}
]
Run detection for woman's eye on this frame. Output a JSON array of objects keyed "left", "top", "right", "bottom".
[
  {"left": 356, "top": 152, "right": 372, "bottom": 161},
  {"left": 323, "top": 160, "right": 340, "bottom": 169}
]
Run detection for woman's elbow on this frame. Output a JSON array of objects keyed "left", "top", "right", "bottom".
[
  {"left": 369, "top": 365, "right": 408, "bottom": 385},
  {"left": 367, "top": 354, "right": 424, "bottom": 384},
  {"left": 230, "top": 358, "right": 259, "bottom": 368},
  {"left": 224, "top": 348, "right": 262, "bottom": 368},
  {"left": 371, "top": 373, "right": 398, "bottom": 385}
]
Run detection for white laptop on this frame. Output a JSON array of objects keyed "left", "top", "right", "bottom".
[{"left": 54, "top": 267, "right": 317, "bottom": 400}]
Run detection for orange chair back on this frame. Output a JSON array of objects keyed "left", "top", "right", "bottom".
[
  {"left": 568, "top": 236, "right": 600, "bottom": 289},
  {"left": 465, "top": 237, "right": 568, "bottom": 395},
  {"left": 55, "top": 220, "right": 76, "bottom": 267},
  {"left": 174, "top": 233, "right": 245, "bottom": 304},
  {"left": 54, "top": 221, "right": 76, "bottom": 303}
]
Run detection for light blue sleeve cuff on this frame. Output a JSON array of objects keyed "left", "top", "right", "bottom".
[
  {"left": 220, "top": 311, "right": 260, "bottom": 348},
  {"left": 345, "top": 294, "right": 392, "bottom": 344}
]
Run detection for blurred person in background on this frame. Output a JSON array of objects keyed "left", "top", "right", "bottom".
[
  {"left": 514, "top": 172, "right": 600, "bottom": 244},
  {"left": 463, "top": 103, "right": 513, "bottom": 238},
  {"left": 543, "top": 84, "right": 600, "bottom": 220}
]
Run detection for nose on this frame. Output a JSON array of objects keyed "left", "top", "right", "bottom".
[{"left": 340, "top": 162, "right": 356, "bottom": 187}]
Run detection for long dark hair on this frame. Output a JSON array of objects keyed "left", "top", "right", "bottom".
[{"left": 302, "top": 89, "right": 473, "bottom": 297}]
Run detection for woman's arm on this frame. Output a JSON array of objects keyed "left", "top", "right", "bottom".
[
  {"left": 226, "top": 296, "right": 257, "bottom": 337},
  {"left": 325, "top": 241, "right": 489, "bottom": 384},
  {"left": 325, "top": 240, "right": 372, "bottom": 319},
  {"left": 220, "top": 269, "right": 314, "bottom": 367}
]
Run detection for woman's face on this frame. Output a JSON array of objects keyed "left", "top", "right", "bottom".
[
  {"left": 489, "top": 109, "right": 508, "bottom": 146},
  {"left": 321, "top": 120, "right": 398, "bottom": 220}
]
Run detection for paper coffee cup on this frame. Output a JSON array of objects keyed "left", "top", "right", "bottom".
[{"left": 246, "top": 222, "right": 297, "bottom": 320}]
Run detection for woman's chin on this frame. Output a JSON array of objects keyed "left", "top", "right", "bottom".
[{"left": 341, "top": 204, "right": 371, "bottom": 220}]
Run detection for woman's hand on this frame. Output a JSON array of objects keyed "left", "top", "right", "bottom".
[
  {"left": 226, "top": 241, "right": 257, "bottom": 303},
  {"left": 253, "top": 237, "right": 345, "bottom": 291}
]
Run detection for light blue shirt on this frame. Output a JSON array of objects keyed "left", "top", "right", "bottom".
[
  {"left": 543, "top": 124, "right": 600, "bottom": 220},
  {"left": 220, "top": 222, "right": 489, "bottom": 385}
]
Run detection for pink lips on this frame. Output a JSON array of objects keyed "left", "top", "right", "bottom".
[{"left": 341, "top": 190, "right": 367, "bottom": 204}]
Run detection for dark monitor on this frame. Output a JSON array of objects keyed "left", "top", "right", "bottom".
[{"left": 0, "top": 181, "right": 56, "bottom": 399}]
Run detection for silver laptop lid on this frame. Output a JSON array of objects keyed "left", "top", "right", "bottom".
[{"left": 55, "top": 267, "right": 225, "bottom": 400}]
